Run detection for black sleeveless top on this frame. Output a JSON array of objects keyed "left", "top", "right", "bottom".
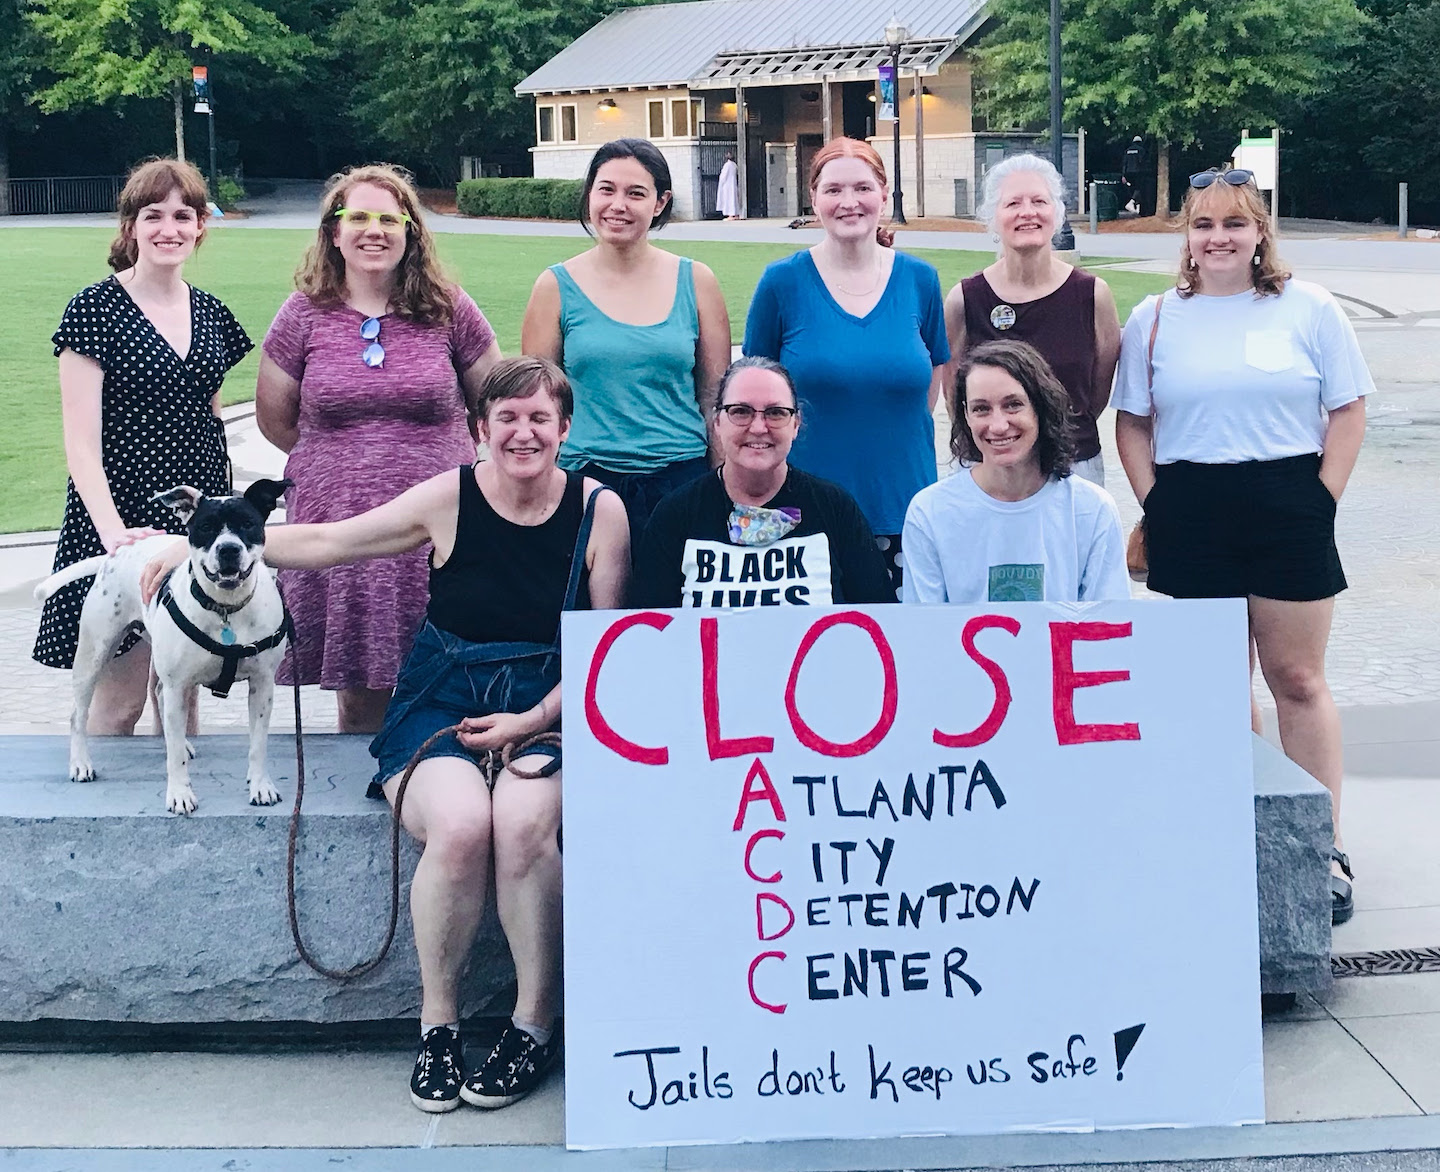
[
  {"left": 427, "top": 466, "right": 589, "bottom": 645},
  {"left": 961, "top": 268, "right": 1101, "bottom": 460}
]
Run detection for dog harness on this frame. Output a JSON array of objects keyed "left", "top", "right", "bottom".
[{"left": 157, "top": 571, "right": 293, "bottom": 699}]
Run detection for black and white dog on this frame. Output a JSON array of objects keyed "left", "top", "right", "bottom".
[{"left": 35, "top": 479, "right": 293, "bottom": 815}]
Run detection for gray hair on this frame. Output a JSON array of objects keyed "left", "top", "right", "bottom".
[{"left": 977, "top": 153, "right": 1066, "bottom": 234}]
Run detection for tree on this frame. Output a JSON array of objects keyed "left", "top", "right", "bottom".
[
  {"left": 333, "top": 0, "right": 665, "bottom": 184},
  {"left": 975, "top": 0, "right": 1364, "bottom": 215},
  {"left": 27, "top": 0, "right": 312, "bottom": 167},
  {"left": 0, "top": 0, "right": 39, "bottom": 212}
]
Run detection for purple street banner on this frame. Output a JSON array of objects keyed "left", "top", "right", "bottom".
[{"left": 877, "top": 64, "right": 896, "bottom": 122}]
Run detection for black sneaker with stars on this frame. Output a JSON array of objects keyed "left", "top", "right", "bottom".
[
  {"left": 460, "top": 1023, "right": 560, "bottom": 1109},
  {"left": 410, "top": 1025, "right": 465, "bottom": 1112}
]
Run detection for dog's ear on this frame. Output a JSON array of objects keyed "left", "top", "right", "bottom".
[
  {"left": 153, "top": 485, "right": 204, "bottom": 524},
  {"left": 243, "top": 478, "right": 293, "bottom": 521}
]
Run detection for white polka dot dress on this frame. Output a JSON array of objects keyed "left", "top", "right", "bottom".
[{"left": 33, "top": 276, "right": 253, "bottom": 668}]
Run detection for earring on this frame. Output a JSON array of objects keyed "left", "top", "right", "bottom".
[
  {"left": 1186, "top": 255, "right": 1198, "bottom": 269},
  {"left": 1252, "top": 253, "right": 1261, "bottom": 266}
]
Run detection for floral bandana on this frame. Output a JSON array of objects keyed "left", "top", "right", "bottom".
[{"left": 728, "top": 504, "right": 802, "bottom": 546}]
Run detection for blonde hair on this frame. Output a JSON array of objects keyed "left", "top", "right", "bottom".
[
  {"left": 1177, "top": 178, "right": 1289, "bottom": 298},
  {"left": 296, "top": 163, "right": 454, "bottom": 326},
  {"left": 108, "top": 158, "right": 210, "bottom": 271}
]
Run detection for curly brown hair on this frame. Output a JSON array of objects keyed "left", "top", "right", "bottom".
[
  {"left": 108, "top": 158, "right": 210, "bottom": 272},
  {"left": 1176, "top": 176, "right": 1290, "bottom": 298},
  {"left": 296, "top": 163, "right": 454, "bottom": 326},
  {"left": 950, "top": 340, "right": 1077, "bottom": 478}
]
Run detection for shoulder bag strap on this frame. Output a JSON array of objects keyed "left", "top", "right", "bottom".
[
  {"left": 1147, "top": 291, "right": 1165, "bottom": 390},
  {"left": 560, "top": 483, "right": 616, "bottom": 615}
]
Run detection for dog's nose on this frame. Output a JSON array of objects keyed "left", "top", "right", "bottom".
[{"left": 215, "top": 543, "right": 244, "bottom": 571}]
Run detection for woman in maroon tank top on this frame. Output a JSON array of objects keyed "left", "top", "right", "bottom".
[{"left": 943, "top": 154, "right": 1121, "bottom": 485}]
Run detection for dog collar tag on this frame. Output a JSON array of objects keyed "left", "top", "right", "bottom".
[{"left": 221, "top": 626, "right": 236, "bottom": 646}]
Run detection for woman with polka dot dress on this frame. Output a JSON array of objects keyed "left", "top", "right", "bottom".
[{"left": 33, "top": 158, "right": 252, "bottom": 734}]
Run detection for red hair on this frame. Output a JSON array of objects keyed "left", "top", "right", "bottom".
[{"left": 808, "top": 137, "right": 894, "bottom": 247}]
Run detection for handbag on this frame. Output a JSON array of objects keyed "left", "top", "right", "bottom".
[{"left": 1125, "top": 291, "right": 1165, "bottom": 584}]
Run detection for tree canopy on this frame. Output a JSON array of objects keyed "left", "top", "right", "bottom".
[
  {"left": 27, "top": 0, "right": 312, "bottom": 160},
  {"left": 975, "top": 0, "right": 1365, "bottom": 212}
]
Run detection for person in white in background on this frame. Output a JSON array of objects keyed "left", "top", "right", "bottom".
[
  {"left": 716, "top": 152, "right": 740, "bottom": 219},
  {"left": 903, "top": 339, "right": 1129, "bottom": 604}
]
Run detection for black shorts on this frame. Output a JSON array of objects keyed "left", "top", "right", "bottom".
[{"left": 1144, "top": 454, "right": 1346, "bottom": 603}]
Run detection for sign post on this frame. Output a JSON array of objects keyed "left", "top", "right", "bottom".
[
  {"left": 562, "top": 601, "right": 1264, "bottom": 1150},
  {"left": 192, "top": 65, "right": 218, "bottom": 202}
]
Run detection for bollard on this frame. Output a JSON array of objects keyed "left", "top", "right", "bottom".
[
  {"left": 1399, "top": 182, "right": 1409, "bottom": 239},
  {"left": 1089, "top": 182, "right": 1098, "bottom": 236}
]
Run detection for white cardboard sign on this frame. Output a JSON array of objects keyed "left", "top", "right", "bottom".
[{"left": 561, "top": 600, "right": 1263, "bottom": 1150}]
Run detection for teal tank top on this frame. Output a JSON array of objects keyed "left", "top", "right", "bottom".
[{"left": 552, "top": 256, "right": 709, "bottom": 474}]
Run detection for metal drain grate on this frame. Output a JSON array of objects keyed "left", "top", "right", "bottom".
[{"left": 1332, "top": 946, "right": 1440, "bottom": 977}]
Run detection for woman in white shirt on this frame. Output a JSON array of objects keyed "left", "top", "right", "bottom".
[
  {"left": 903, "top": 339, "right": 1128, "bottom": 605},
  {"left": 1112, "top": 169, "right": 1371, "bottom": 926}
]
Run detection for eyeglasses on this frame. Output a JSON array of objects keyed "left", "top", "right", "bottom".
[
  {"left": 717, "top": 404, "right": 799, "bottom": 426},
  {"left": 360, "top": 317, "right": 384, "bottom": 368},
  {"left": 333, "top": 208, "right": 413, "bottom": 232},
  {"left": 1189, "top": 169, "right": 1255, "bottom": 190}
]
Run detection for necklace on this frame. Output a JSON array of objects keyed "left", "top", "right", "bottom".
[{"left": 828, "top": 254, "right": 885, "bottom": 298}]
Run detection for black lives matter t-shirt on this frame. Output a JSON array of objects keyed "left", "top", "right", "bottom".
[{"left": 633, "top": 468, "right": 897, "bottom": 609}]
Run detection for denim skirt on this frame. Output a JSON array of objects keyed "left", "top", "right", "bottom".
[{"left": 367, "top": 620, "right": 561, "bottom": 796}]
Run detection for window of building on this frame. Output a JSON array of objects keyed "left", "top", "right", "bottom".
[
  {"left": 670, "top": 98, "right": 691, "bottom": 138},
  {"left": 648, "top": 99, "right": 667, "bottom": 139},
  {"left": 537, "top": 105, "right": 556, "bottom": 144},
  {"left": 560, "top": 103, "right": 577, "bottom": 142}
]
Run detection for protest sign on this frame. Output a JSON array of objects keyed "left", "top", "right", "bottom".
[{"left": 561, "top": 600, "right": 1263, "bottom": 1150}]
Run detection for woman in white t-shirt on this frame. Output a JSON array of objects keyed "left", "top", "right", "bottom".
[
  {"left": 903, "top": 339, "right": 1129, "bottom": 605},
  {"left": 1112, "top": 169, "right": 1371, "bottom": 926}
]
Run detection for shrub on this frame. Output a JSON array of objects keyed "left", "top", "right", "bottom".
[
  {"left": 456, "top": 178, "right": 583, "bottom": 220},
  {"left": 215, "top": 174, "right": 247, "bottom": 213}
]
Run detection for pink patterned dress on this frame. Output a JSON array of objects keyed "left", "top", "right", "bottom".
[{"left": 262, "top": 288, "right": 495, "bottom": 690}]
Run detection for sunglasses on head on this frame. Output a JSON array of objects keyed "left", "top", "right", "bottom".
[{"left": 1189, "top": 169, "right": 1255, "bottom": 190}]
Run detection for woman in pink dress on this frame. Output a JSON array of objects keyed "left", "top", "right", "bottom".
[{"left": 257, "top": 164, "right": 501, "bottom": 732}]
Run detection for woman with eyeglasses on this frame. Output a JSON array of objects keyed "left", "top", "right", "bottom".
[
  {"left": 1113, "top": 168, "right": 1371, "bottom": 925},
  {"left": 743, "top": 137, "right": 949, "bottom": 596},
  {"left": 902, "top": 340, "right": 1129, "bottom": 605},
  {"left": 33, "top": 158, "right": 252, "bottom": 736},
  {"left": 943, "top": 153, "right": 1121, "bottom": 487},
  {"left": 633, "top": 356, "right": 894, "bottom": 609},
  {"left": 522, "top": 138, "right": 732, "bottom": 535},
  {"left": 256, "top": 163, "right": 501, "bottom": 733}
]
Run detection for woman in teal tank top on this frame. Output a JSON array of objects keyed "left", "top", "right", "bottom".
[{"left": 522, "top": 139, "right": 732, "bottom": 531}]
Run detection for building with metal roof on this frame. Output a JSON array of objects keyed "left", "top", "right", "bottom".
[{"left": 515, "top": 0, "right": 1078, "bottom": 221}]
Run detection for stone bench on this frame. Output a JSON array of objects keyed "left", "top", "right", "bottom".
[
  {"left": 0, "top": 731, "right": 1331, "bottom": 1024},
  {"left": 0, "top": 734, "right": 513, "bottom": 1024}
]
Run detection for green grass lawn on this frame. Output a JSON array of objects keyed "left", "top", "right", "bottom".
[{"left": 0, "top": 227, "right": 1171, "bottom": 533}]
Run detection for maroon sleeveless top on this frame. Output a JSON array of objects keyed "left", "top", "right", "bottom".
[{"left": 961, "top": 268, "right": 1102, "bottom": 460}]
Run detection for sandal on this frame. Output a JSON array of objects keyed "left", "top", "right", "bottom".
[{"left": 1331, "top": 846, "right": 1355, "bottom": 927}]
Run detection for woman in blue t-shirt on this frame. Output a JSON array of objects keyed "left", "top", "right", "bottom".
[
  {"left": 522, "top": 138, "right": 732, "bottom": 533},
  {"left": 743, "top": 136, "right": 950, "bottom": 593}
]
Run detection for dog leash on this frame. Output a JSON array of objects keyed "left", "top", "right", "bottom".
[{"left": 283, "top": 677, "right": 562, "bottom": 981}]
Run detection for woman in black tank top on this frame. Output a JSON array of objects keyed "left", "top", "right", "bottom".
[
  {"left": 944, "top": 154, "right": 1121, "bottom": 486},
  {"left": 140, "top": 356, "right": 630, "bottom": 1111}
]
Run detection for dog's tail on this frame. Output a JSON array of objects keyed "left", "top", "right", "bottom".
[{"left": 33, "top": 556, "right": 110, "bottom": 603}]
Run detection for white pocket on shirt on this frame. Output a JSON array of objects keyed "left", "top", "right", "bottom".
[{"left": 1244, "top": 329, "right": 1295, "bottom": 374}]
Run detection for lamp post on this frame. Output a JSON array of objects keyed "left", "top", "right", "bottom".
[
  {"left": 885, "top": 19, "right": 908, "bottom": 225},
  {"left": 1048, "top": 0, "right": 1075, "bottom": 250}
]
